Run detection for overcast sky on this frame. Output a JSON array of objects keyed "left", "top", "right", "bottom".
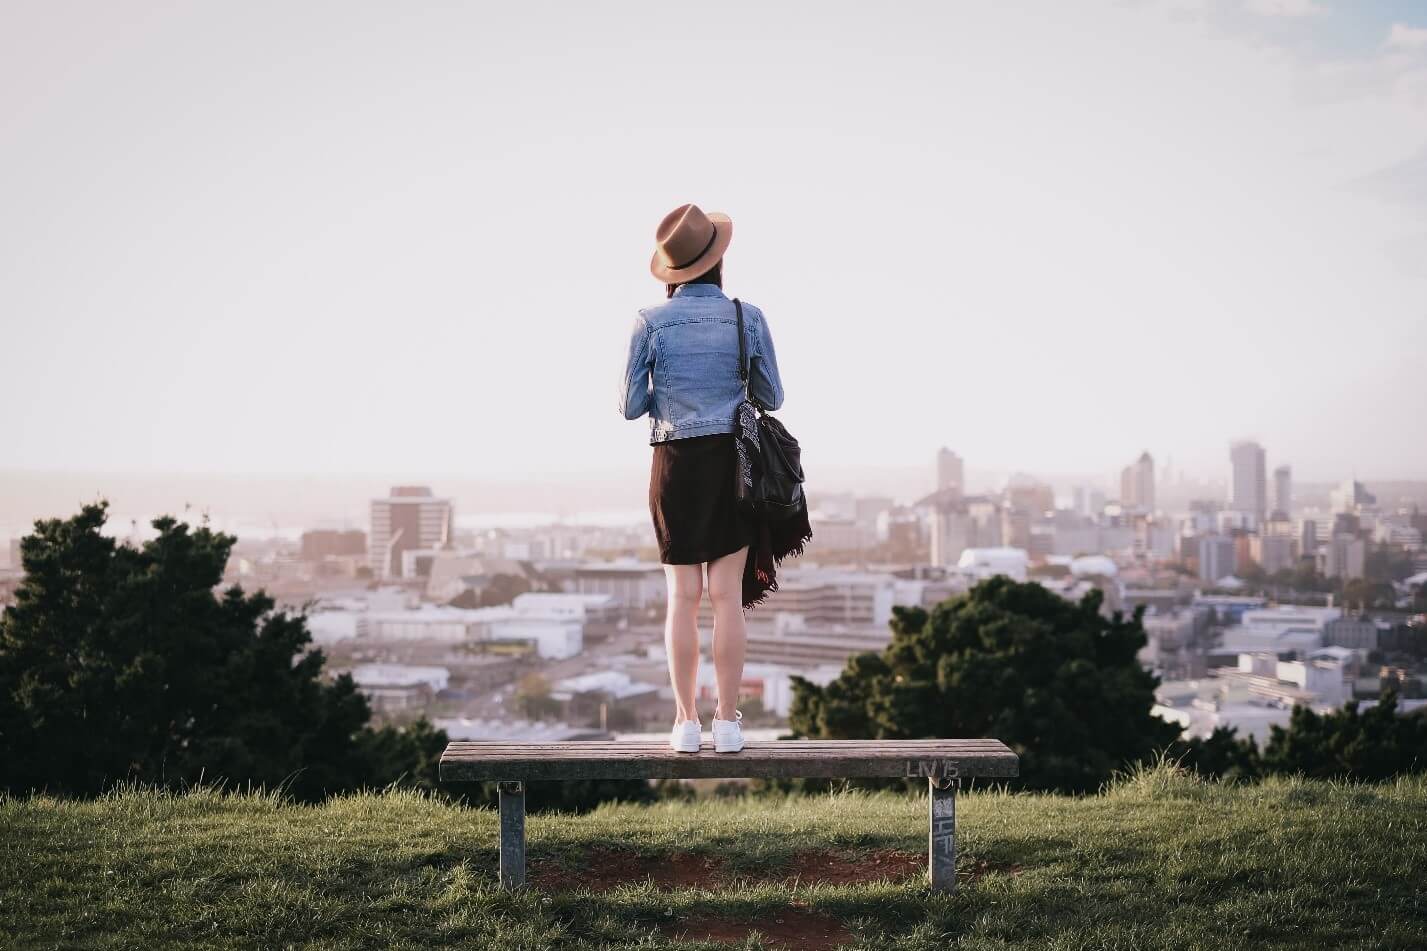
[{"left": 2, "top": 0, "right": 1424, "bottom": 489}]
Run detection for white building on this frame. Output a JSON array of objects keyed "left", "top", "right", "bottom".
[
  {"left": 575, "top": 562, "right": 666, "bottom": 610},
  {"left": 693, "top": 660, "right": 843, "bottom": 717},
  {"left": 1216, "top": 605, "right": 1341, "bottom": 656},
  {"left": 511, "top": 592, "right": 619, "bottom": 623},
  {"left": 349, "top": 663, "right": 450, "bottom": 712},
  {"left": 362, "top": 605, "right": 495, "bottom": 643},
  {"left": 550, "top": 670, "right": 657, "bottom": 703},
  {"left": 1270, "top": 647, "right": 1357, "bottom": 708},
  {"left": 488, "top": 611, "right": 582, "bottom": 656},
  {"left": 955, "top": 547, "right": 1029, "bottom": 582},
  {"left": 753, "top": 568, "right": 903, "bottom": 627},
  {"left": 1069, "top": 555, "right": 1118, "bottom": 578},
  {"left": 306, "top": 609, "right": 360, "bottom": 645},
  {"left": 1154, "top": 646, "right": 1357, "bottom": 742},
  {"left": 356, "top": 601, "right": 585, "bottom": 659}
]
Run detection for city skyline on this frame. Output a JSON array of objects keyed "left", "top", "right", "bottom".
[
  {"left": 3, "top": 1, "right": 1426, "bottom": 483},
  {"left": 2, "top": 439, "right": 1423, "bottom": 551}
]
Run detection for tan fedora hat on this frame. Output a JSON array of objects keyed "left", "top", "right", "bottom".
[{"left": 650, "top": 203, "right": 733, "bottom": 282}]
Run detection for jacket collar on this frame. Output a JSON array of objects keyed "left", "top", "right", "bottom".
[{"left": 671, "top": 283, "right": 728, "bottom": 299}]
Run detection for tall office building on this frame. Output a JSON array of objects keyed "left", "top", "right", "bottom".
[
  {"left": 369, "top": 486, "right": 454, "bottom": 580},
  {"left": 1197, "top": 534, "right": 1237, "bottom": 583},
  {"left": 1229, "top": 441, "right": 1267, "bottom": 526},
  {"left": 1119, "top": 451, "right": 1155, "bottom": 513},
  {"left": 1072, "top": 485, "right": 1106, "bottom": 518},
  {"left": 1273, "top": 465, "right": 1292, "bottom": 520},
  {"left": 936, "top": 447, "right": 964, "bottom": 496}
]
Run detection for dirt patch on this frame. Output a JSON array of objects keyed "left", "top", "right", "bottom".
[
  {"left": 781, "top": 848, "right": 923, "bottom": 886},
  {"left": 533, "top": 847, "right": 1023, "bottom": 892},
  {"left": 661, "top": 907, "right": 855, "bottom": 950},
  {"left": 534, "top": 849, "right": 726, "bottom": 892}
]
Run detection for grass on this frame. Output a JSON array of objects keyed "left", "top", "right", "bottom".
[{"left": 3, "top": 765, "right": 1426, "bottom": 949}]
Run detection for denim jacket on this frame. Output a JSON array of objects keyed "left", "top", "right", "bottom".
[{"left": 619, "top": 284, "right": 785, "bottom": 443}]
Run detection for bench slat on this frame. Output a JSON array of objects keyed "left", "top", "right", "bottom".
[{"left": 439, "top": 739, "right": 1018, "bottom": 782}]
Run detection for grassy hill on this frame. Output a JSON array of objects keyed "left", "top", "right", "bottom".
[{"left": 3, "top": 766, "right": 1425, "bottom": 950}]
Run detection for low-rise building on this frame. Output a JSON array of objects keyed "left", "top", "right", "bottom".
[
  {"left": 1323, "top": 616, "right": 1379, "bottom": 651},
  {"left": 1153, "top": 647, "right": 1358, "bottom": 742},
  {"left": 349, "top": 663, "right": 450, "bottom": 712},
  {"left": 743, "top": 613, "right": 892, "bottom": 667},
  {"left": 575, "top": 562, "right": 666, "bottom": 611},
  {"left": 1213, "top": 605, "right": 1341, "bottom": 659},
  {"left": 353, "top": 601, "right": 588, "bottom": 660},
  {"left": 955, "top": 547, "right": 1029, "bottom": 582}
]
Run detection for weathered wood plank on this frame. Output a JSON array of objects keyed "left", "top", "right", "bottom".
[{"left": 439, "top": 739, "right": 1018, "bottom": 782}]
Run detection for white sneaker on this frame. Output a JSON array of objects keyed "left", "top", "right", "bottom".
[
  {"left": 712, "top": 710, "right": 744, "bottom": 753},
  {"left": 669, "top": 719, "right": 701, "bottom": 753}
]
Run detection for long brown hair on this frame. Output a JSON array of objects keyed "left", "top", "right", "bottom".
[{"left": 665, "top": 259, "right": 722, "bottom": 299}]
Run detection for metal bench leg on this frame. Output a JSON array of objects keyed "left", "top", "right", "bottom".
[
  {"left": 929, "top": 776, "right": 957, "bottom": 893},
  {"left": 498, "top": 781, "right": 525, "bottom": 890}
]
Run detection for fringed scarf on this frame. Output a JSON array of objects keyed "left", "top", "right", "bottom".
[{"left": 734, "top": 400, "right": 812, "bottom": 609}]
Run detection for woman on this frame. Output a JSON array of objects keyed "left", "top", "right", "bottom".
[{"left": 618, "top": 203, "right": 802, "bottom": 754}]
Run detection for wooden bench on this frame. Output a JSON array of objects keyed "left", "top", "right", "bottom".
[{"left": 439, "top": 738, "right": 1018, "bottom": 892}]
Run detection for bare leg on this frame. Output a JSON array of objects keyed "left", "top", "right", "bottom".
[
  {"left": 707, "top": 546, "right": 749, "bottom": 721},
  {"left": 663, "top": 563, "right": 704, "bottom": 724}
]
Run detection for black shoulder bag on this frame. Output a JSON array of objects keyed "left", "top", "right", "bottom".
[{"left": 733, "top": 298, "right": 806, "bottom": 520}]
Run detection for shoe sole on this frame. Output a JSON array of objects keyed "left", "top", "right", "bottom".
[{"left": 713, "top": 741, "right": 744, "bottom": 753}]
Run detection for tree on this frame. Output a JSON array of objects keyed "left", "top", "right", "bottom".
[
  {"left": 1168, "top": 726, "right": 1261, "bottom": 781},
  {"left": 1342, "top": 578, "right": 1396, "bottom": 611},
  {"left": 1258, "top": 692, "right": 1427, "bottom": 781},
  {"left": 789, "top": 577, "right": 1180, "bottom": 793},
  {"left": 0, "top": 503, "right": 441, "bottom": 801},
  {"left": 448, "top": 573, "right": 535, "bottom": 609},
  {"left": 514, "top": 673, "right": 561, "bottom": 721},
  {"left": 1168, "top": 695, "right": 1427, "bottom": 783}
]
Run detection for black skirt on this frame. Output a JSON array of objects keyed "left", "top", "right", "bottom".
[{"left": 649, "top": 433, "right": 757, "bottom": 565}]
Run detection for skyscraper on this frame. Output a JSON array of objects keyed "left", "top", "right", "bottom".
[
  {"left": 1273, "top": 465, "right": 1292, "bottom": 520},
  {"left": 1119, "top": 451, "right": 1155, "bottom": 513},
  {"left": 369, "top": 486, "right": 454, "bottom": 580},
  {"left": 1197, "top": 534, "right": 1237, "bottom": 583},
  {"left": 936, "top": 447, "right": 964, "bottom": 496},
  {"left": 1229, "top": 441, "right": 1267, "bottom": 526}
]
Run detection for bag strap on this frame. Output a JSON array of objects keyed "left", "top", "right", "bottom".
[{"left": 734, "top": 298, "right": 749, "bottom": 388}]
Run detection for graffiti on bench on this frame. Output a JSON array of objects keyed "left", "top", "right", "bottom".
[{"left": 904, "top": 759, "right": 961, "bottom": 779}]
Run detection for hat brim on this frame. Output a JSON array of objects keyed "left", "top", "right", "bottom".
[{"left": 650, "top": 212, "right": 733, "bottom": 283}]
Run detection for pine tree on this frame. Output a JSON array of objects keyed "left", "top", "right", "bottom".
[
  {"left": 0, "top": 502, "right": 442, "bottom": 801},
  {"left": 789, "top": 576, "right": 1180, "bottom": 793}
]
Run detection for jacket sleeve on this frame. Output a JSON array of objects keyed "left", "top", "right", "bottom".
[
  {"left": 618, "top": 314, "right": 654, "bottom": 420},
  {"left": 749, "top": 308, "right": 785, "bottom": 411}
]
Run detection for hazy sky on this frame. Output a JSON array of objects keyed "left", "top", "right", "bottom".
[{"left": 2, "top": 0, "right": 1425, "bottom": 489}]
